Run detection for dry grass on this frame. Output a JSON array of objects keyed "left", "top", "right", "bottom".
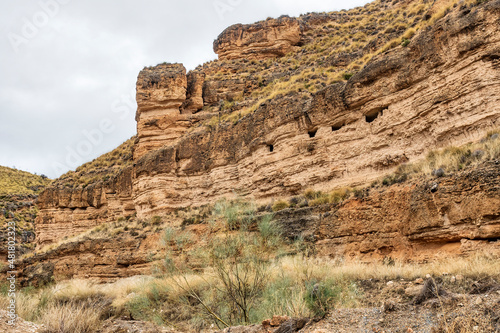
[
  {"left": 39, "top": 303, "right": 104, "bottom": 333},
  {"left": 5, "top": 252, "right": 498, "bottom": 330},
  {"left": 378, "top": 130, "right": 500, "bottom": 186},
  {"left": 0, "top": 166, "right": 51, "bottom": 196},
  {"left": 278, "top": 252, "right": 499, "bottom": 283},
  {"left": 53, "top": 136, "right": 135, "bottom": 188}
]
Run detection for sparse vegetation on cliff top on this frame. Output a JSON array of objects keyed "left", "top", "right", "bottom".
[
  {"left": 202, "top": 0, "right": 492, "bottom": 129},
  {"left": 53, "top": 136, "right": 135, "bottom": 188}
]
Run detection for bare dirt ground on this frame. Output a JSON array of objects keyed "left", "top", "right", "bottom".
[
  {"left": 219, "top": 277, "right": 500, "bottom": 333},
  {"left": 0, "top": 310, "right": 40, "bottom": 333}
]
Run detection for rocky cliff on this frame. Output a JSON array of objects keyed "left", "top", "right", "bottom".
[
  {"left": 34, "top": 0, "right": 500, "bottom": 261},
  {"left": 316, "top": 160, "right": 500, "bottom": 260},
  {"left": 213, "top": 16, "right": 304, "bottom": 60},
  {"left": 133, "top": 0, "right": 500, "bottom": 217}
]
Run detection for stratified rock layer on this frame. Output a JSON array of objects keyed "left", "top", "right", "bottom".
[
  {"left": 133, "top": 1, "right": 500, "bottom": 217},
  {"left": 36, "top": 167, "right": 135, "bottom": 245},
  {"left": 35, "top": 0, "right": 500, "bottom": 261},
  {"left": 214, "top": 16, "right": 303, "bottom": 60},
  {"left": 316, "top": 161, "right": 500, "bottom": 260},
  {"left": 134, "top": 64, "right": 188, "bottom": 160}
]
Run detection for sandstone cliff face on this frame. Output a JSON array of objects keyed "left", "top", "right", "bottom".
[
  {"left": 35, "top": 167, "right": 135, "bottom": 245},
  {"left": 34, "top": 0, "right": 500, "bottom": 259},
  {"left": 20, "top": 234, "right": 159, "bottom": 285},
  {"left": 23, "top": 160, "right": 500, "bottom": 283},
  {"left": 214, "top": 16, "right": 303, "bottom": 60},
  {"left": 182, "top": 71, "right": 205, "bottom": 113},
  {"left": 133, "top": 1, "right": 500, "bottom": 217},
  {"left": 316, "top": 161, "right": 500, "bottom": 260},
  {"left": 135, "top": 64, "right": 188, "bottom": 160}
]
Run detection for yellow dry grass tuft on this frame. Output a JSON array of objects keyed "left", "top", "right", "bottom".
[{"left": 39, "top": 303, "right": 104, "bottom": 333}]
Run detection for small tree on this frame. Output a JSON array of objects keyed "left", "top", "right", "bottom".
[{"left": 208, "top": 234, "right": 269, "bottom": 324}]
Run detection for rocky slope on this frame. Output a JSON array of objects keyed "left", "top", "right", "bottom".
[
  {"left": 35, "top": 138, "right": 135, "bottom": 245},
  {"left": 0, "top": 167, "right": 50, "bottom": 263},
  {"left": 33, "top": 0, "right": 500, "bottom": 262}
]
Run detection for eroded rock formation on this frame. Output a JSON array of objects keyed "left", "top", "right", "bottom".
[
  {"left": 214, "top": 16, "right": 303, "bottom": 60},
  {"left": 315, "top": 161, "right": 500, "bottom": 260},
  {"left": 35, "top": 167, "right": 135, "bottom": 245},
  {"left": 135, "top": 64, "right": 188, "bottom": 159},
  {"left": 133, "top": 1, "right": 500, "bottom": 217},
  {"left": 34, "top": 0, "right": 500, "bottom": 262}
]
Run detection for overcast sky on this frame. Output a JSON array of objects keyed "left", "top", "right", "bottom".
[{"left": 0, "top": 0, "right": 370, "bottom": 179}]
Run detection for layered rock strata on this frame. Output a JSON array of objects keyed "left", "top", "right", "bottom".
[
  {"left": 213, "top": 16, "right": 304, "bottom": 60},
  {"left": 315, "top": 161, "right": 500, "bottom": 260},
  {"left": 35, "top": 0, "right": 500, "bottom": 256},
  {"left": 133, "top": 1, "right": 500, "bottom": 217},
  {"left": 35, "top": 167, "right": 135, "bottom": 245},
  {"left": 135, "top": 64, "right": 189, "bottom": 160},
  {"left": 18, "top": 161, "right": 500, "bottom": 284}
]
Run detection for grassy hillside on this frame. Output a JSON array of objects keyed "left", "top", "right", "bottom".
[
  {"left": 0, "top": 166, "right": 51, "bottom": 196},
  {"left": 0, "top": 167, "right": 50, "bottom": 256},
  {"left": 53, "top": 137, "right": 135, "bottom": 188},
  {"left": 199, "top": 0, "right": 488, "bottom": 126}
]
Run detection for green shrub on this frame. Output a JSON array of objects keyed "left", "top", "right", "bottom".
[
  {"left": 343, "top": 72, "right": 354, "bottom": 80},
  {"left": 304, "top": 280, "right": 339, "bottom": 318},
  {"left": 272, "top": 200, "right": 290, "bottom": 212},
  {"left": 162, "top": 227, "right": 176, "bottom": 246},
  {"left": 258, "top": 214, "right": 281, "bottom": 247},
  {"left": 213, "top": 199, "right": 257, "bottom": 231}
]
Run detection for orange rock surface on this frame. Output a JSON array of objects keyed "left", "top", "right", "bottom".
[{"left": 34, "top": 0, "right": 500, "bottom": 264}]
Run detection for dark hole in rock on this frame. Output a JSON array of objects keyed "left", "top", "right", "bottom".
[
  {"left": 332, "top": 124, "right": 344, "bottom": 132},
  {"left": 268, "top": 145, "right": 274, "bottom": 152},
  {"left": 308, "top": 130, "right": 318, "bottom": 138},
  {"left": 365, "top": 107, "right": 387, "bottom": 123}
]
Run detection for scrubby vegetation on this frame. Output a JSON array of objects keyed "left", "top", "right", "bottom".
[
  {"left": 375, "top": 130, "right": 500, "bottom": 187},
  {"left": 0, "top": 167, "right": 50, "bottom": 256},
  {"left": 9, "top": 198, "right": 500, "bottom": 331},
  {"left": 0, "top": 166, "right": 50, "bottom": 196},
  {"left": 200, "top": 0, "right": 491, "bottom": 128},
  {"left": 4, "top": 249, "right": 498, "bottom": 331},
  {"left": 53, "top": 137, "right": 135, "bottom": 188}
]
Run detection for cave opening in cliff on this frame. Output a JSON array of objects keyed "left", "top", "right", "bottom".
[
  {"left": 268, "top": 144, "right": 274, "bottom": 152},
  {"left": 332, "top": 124, "right": 344, "bottom": 132},
  {"left": 308, "top": 130, "right": 318, "bottom": 138},
  {"left": 365, "top": 107, "right": 387, "bottom": 123}
]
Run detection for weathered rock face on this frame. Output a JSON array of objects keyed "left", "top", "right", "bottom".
[
  {"left": 135, "top": 64, "right": 189, "bottom": 160},
  {"left": 315, "top": 161, "right": 500, "bottom": 260},
  {"left": 35, "top": 0, "right": 500, "bottom": 261},
  {"left": 134, "top": 1, "right": 500, "bottom": 217},
  {"left": 35, "top": 167, "right": 135, "bottom": 245},
  {"left": 182, "top": 71, "right": 205, "bottom": 113},
  {"left": 19, "top": 235, "right": 159, "bottom": 284},
  {"left": 214, "top": 16, "right": 303, "bottom": 60}
]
